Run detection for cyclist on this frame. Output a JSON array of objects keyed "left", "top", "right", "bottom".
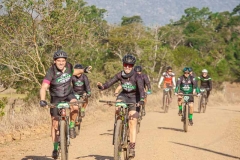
[
  {"left": 158, "top": 66, "right": 176, "bottom": 107},
  {"left": 174, "top": 67, "right": 200, "bottom": 125},
  {"left": 39, "top": 50, "right": 91, "bottom": 159},
  {"left": 197, "top": 69, "right": 212, "bottom": 103},
  {"left": 134, "top": 65, "right": 151, "bottom": 115},
  {"left": 72, "top": 64, "right": 91, "bottom": 117},
  {"left": 97, "top": 54, "right": 145, "bottom": 158}
]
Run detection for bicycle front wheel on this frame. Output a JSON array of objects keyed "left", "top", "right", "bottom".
[
  {"left": 60, "top": 120, "right": 68, "bottom": 160},
  {"left": 75, "top": 110, "right": 82, "bottom": 136},
  {"left": 203, "top": 96, "right": 207, "bottom": 113},
  {"left": 183, "top": 105, "right": 189, "bottom": 132},
  {"left": 114, "top": 119, "right": 123, "bottom": 160}
]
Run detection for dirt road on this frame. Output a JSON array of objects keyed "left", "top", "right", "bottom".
[{"left": 1, "top": 97, "right": 239, "bottom": 160}]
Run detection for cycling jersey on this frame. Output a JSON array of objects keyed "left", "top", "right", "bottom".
[
  {"left": 175, "top": 76, "right": 199, "bottom": 94},
  {"left": 43, "top": 62, "right": 73, "bottom": 97},
  {"left": 197, "top": 75, "right": 212, "bottom": 90},
  {"left": 138, "top": 73, "right": 151, "bottom": 91},
  {"left": 72, "top": 74, "right": 91, "bottom": 95},
  {"left": 102, "top": 71, "right": 145, "bottom": 99},
  {"left": 158, "top": 72, "right": 176, "bottom": 88}
]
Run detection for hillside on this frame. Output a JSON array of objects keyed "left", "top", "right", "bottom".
[{"left": 85, "top": 0, "right": 239, "bottom": 25}]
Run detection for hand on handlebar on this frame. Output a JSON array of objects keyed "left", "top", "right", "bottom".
[
  {"left": 97, "top": 82, "right": 104, "bottom": 90},
  {"left": 40, "top": 100, "right": 47, "bottom": 107}
]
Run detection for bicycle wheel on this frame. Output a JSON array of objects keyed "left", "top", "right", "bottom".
[
  {"left": 165, "top": 93, "right": 169, "bottom": 113},
  {"left": 183, "top": 104, "right": 189, "bottom": 132},
  {"left": 203, "top": 95, "right": 207, "bottom": 113},
  {"left": 114, "top": 119, "right": 123, "bottom": 160},
  {"left": 75, "top": 110, "right": 82, "bottom": 136},
  {"left": 163, "top": 94, "right": 168, "bottom": 113},
  {"left": 198, "top": 95, "right": 203, "bottom": 113},
  {"left": 123, "top": 127, "right": 130, "bottom": 160},
  {"left": 60, "top": 120, "right": 68, "bottom": 160}
]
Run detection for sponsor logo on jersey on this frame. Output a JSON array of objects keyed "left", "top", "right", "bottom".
[
  {"left": 75, "top": 81, "right": 84, "bottom": 86},
  {"left": 56, "top": 73, "right": 71, "bottom": 83},
  {"left": 122, "top": 82, "right": 136, "bottom": 92}
]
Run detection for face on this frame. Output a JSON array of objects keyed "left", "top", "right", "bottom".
[
  {"left": 184, "top": 71, "right": 190, "bottom": 77},
  {"left": 202, "top": 72, "right": 208, "bottom": 77},
  {"left": 123, "top": 63, "right": 134, "bottom": 74},
  {"left": 167, "top": 69, "right": 172, "bottom": 73},
  {"left": 137, "top": 72, "right": 141, "bottom": 75},
  {"left": 54, "top": 58, "right": 66, "bottom": 71}
]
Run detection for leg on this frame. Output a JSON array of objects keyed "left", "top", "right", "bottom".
[
  {"left": 50, "top": 108, "right": 60, "bottom": 159},
  {"left": 128, "top": 110, "right": 139, "bottom": 157},
  {"left": 81, "top": 97, "right": 88, "bottom": 117},
  {"left": 189, "top": 102, "right": 194, "bottom": 125},
  {"left": 69, "top": 98, "right": 78, "bottom": 138},
  {"left": 178, "top": 95, "right": 183, "bottom": 116}
]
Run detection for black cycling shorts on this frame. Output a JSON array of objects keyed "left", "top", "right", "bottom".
[
  {"left": 50, "top": 93, "right": 76, "bottom": 117},
  {"left": 116, "top": 93, "right": 140, "bottom": 112}
]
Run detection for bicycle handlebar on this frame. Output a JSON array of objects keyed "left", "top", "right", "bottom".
[
  {"left": 47, "top": 101, "right": 85, "bottom": 108},
  {"left": 99, "top": 100, "right": 136, "bottom": 105}
]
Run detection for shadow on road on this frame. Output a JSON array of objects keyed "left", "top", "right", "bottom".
[
  {"left": 170, "top": 142, "right": 240, "bottom": 159},
  {"left": 212, "top": 108, "right": 240, "bottom": 113},
  {"left": 21, "top": 155, "right": 52, "bottom": 160},
  {"left": 100, "top": 133, "right": 113, "bottom": 136},
  {"left": 158, "top": 127, "right": 183, "bottom": 132},
  {"left": 76, "top": 154, "right": 113, "bottom": 160}
]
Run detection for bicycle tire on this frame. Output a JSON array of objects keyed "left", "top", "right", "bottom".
[
  {"left": 60, "top": 120, "right": 68, "bottom": 160},
  {"left": 75, "top": 110, "right": 82, "bottom": 136},
  {"left": 203, "top": 95, "right": 207, "bottom": 113},
  {"left": 123, "top": 127, "right": 130, "bottom": 160},
  {"left": 165, "top": 93, "right": 169, "bottom": 113},
  {"left": 163, "top": 94, "right": 167, "bottom": 113},
  {"left": 183, "top": 104, "right": 189, "bottom": 132},
  {"left": 114, "top": 119, "right": 123, "bottom": 160},
  {"left": 198, "top": 95, "right": 203, "bottom": 113}
]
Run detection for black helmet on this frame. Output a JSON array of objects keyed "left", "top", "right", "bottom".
[
  {"left": 134, "top": 66, "right": 142, "bottom": 72},
  {"left": 74, "top": 64, "right": 83, "bottom": 69},
  {"left": 183, "top": 67, "right": 191, "bottom": 72},
  {"left": 166, "top": 66, "right": 172, "bottom": 71},
  {"left": 122, "top": 54, "right": 136, "bottom": 65},
  {"left": 53, "top": 50, "right": 68, "bottom": 60}
]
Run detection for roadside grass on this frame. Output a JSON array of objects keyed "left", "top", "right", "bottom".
[{"left": 0, "top": 94, "right": 26, "bottom": 98}]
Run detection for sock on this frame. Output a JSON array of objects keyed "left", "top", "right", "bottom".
[
  {"left": 69, "top": 121, "right": 75, "bottom": 128},
  {"left": 53, "top": 142, "right": 59, "bottom": 150},
  {"left": 81, "top": 108, "right": 85, "bottom": 112},
  {"left": 129, "top": 142, "right": 135, "bottom": 149},
  {"left": 179, "top": 105, "right": 182, "bottom": 110},
  {"left": 189, "top": 114, "right": 193, "bottom": 119}
]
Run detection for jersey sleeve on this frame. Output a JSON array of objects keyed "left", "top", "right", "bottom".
[
  {"left": 136, "top": 75, "right": 145, "bottom": 100},
  {"left": 84, "top": 74, "right": 91, "bottom": 93},
  {"left": 174, "top": 77, "right": 181, "bottom": 93},
  {"left": 102, "top": 73, "right": 120, "bottom": 89},
  {"left": 144, "top": 74, "right": 151, "bottom": 90},
  {"left": 42, "top": 68, "right": 53, "bottom": 85}
]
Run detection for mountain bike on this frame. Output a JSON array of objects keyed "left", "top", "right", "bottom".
[
  {"left": 74, "top": 93, "right": 86, "bottom": 136},
  {"left": 178, "top": 94, "right": 197, "bottom": 132},
  {"left": 198, "top": 88, "right": 209, "bottom": 113},
  {"left": 99, "top": 100, "right": 135, "bottom": 160},
  {"left": 162, "top": 87, "right": 172, "bottom": 113},
  {"left": 48, "top": 101, "right": 79, "bottom": 160}
]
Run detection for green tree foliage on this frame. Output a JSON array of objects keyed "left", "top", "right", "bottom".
[{"left": 121, "top": 15, "right": 143, "bottom": 26}]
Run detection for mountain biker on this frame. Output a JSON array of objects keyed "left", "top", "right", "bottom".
[
  {"left": 197, "top": 69, "right": 212, "bottom": 103},
  {"left": 39, "top": 50, "right": 91, "bottom": 159},
  {"left": 97, "top": 54, "right": 145, "bottom": 158},
  {"left": 72, "top": 64, "right": 91, "bottom": 117},
  {"left": 134, "top": 65, "right": 151, "bottom": 116},
  {"left": 158, "top": 66, "right": 176, "bottom": 106},
  {"left": 174, "top": 67, "right": 200, "bottom": 125},
  {"left": 115, "top": 65, "right": 151, "bottom": 116}
]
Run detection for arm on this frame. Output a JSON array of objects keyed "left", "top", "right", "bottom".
[
  {"left": 209, "top": 77, "right": 212, "bottom": 90},
  {"left": 73, "top": 66, "right": 92, "bottom": 75},
  {"left": 84, "top": 75, "right": 91, "bottom": 94},
  {"left": 136, "top": 76, "right": 145, "bottom": 101},
  {"left": 174, "top": 77, "right": 181, "bottom": 93},
  {"left": 144, "top": 75, "right": 151, "bottom": 91},
  {"left": 193, "top": 77, "right": 200, "bottom": 94},
  {"left": 158, "top": 76, "right": 164, "bottom": 87},
  {"left": 40, "top": 82, "right": 50, "bottom": 101},
  {"left": 115, "top": 84, "right": 122, "bottom": 94},
  {"left": 97, "top": 74, "right": 119, "bottom": 90},
  {"left": 172, "top": 76, "right": 176, "bottom": 87}
]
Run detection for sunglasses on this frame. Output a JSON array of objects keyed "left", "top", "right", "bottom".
[
  {"left": 168, "top": 70, "right": 172, "bottom": 72},
  {"left": 184, "top": 72, "right": 190, "bottom": 74},
  {"left": 123, "top": 63, "right": 134, "bottom": 68}
]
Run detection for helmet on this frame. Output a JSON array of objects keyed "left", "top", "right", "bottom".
[
  {"left": 53, "top": 50, "right": 67, "bottom": 60},
  {"left": 189, "top": 67, "right": 193, "bottom": 72},
  {"left": 134, "top": 66, "right": 142, "bottom": 72},
  {"left": 202, "top": 69, "right": 208, "bottom": 73},
  {"left": 183, "top": 67, "right": 191, "bottom": 72},
  {"left": 122, "top": 54, "right": 136, "bottom": 64},
  {"left": 74, "top": 64, "right": 83, "bottom": 69},
  {"left": 166, "top": 66, "right": 172, "bottom": 71}
]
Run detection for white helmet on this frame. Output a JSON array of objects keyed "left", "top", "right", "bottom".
[{"left": 202, "top": 69, "right": 208, "bottom": 73}]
